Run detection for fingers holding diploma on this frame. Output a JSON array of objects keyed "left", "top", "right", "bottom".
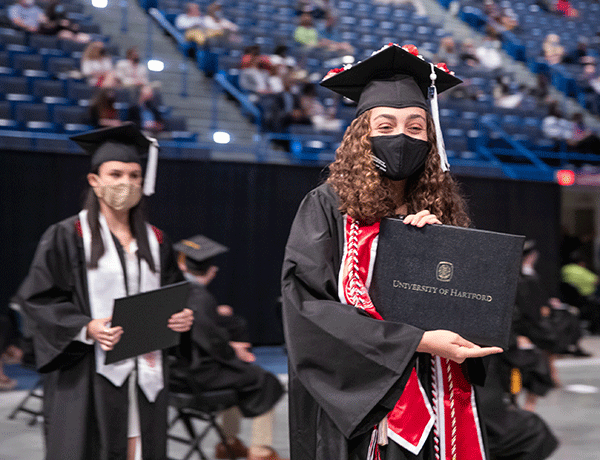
[
  {"left": 403, "top": 210, "right": 442, "bottom": 227},
  {"left": 87, "top": 317, "right": 124, "bottom": 351},
  {"left": 416, "top": 330, "right": 503, "bottom": 364},
  {"left": 168, "top": 308, "right": 194, "bottom": 332}
]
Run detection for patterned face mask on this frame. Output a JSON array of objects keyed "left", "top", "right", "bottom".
[{"left": 93, "top": 178, "right": 142, "bottom": 211}]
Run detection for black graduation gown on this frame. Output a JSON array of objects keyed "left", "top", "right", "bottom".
[
  {"left": 477, "top": 356, "right": 559, "bottom": 460},
  {"left": 18, "top": 215, "right": 183, "bottom": 460},
  {"left": 281, "top": 184, "right": 487, "bottom": 460},
  {"left": 171, "top": 282, "right": 284, "bottom": 418}
]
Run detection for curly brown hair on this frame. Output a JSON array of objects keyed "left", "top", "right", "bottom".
[{"left": 326, "top": 109, "right": 471, "bottom": 227}]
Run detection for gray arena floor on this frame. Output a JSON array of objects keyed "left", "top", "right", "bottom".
[{"left": 1, "top": 338, "right": 600, "bottom": 460}]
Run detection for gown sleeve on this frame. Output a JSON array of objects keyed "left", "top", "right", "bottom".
[
  {"left": 159, "top": 231, "right": 185, "bottom": 287},
  {"left": 281, "top": 186, "right": 425, "bottom": 439},
  {"left": 18, "top": 219, "right": 92, "bottom": 373}
]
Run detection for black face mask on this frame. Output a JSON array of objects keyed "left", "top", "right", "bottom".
[{"left": 370, "top": 134, "right": 430, "bottom": 181}]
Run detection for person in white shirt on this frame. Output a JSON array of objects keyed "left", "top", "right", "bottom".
[
  {"left": 175, "top": 2, "right": 207, "bottom": 46},
  {"left": 202, "top": 2, "right": 239, "bottom": 45}
]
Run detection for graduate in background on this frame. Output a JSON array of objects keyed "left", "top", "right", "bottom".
[
  {"left": 281, "top": 44, "right": 503, "bottom": 460},
  {"left": 18, "top": 123, "right": 193, "bottom": 460},
  {"left": 174, "top": 235, "right": 286, "bottom": 460}
]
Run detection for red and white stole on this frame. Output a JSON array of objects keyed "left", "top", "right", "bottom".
[{"left": 338, "top": 216, "right": 486, "bottom": 460}]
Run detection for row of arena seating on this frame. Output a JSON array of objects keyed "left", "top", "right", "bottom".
[
  {"left": 450, "top": 0, "right": 600, "bottom": 111},
  {"left": 145, "top": 0, "right": 600, "bottom": 178},
  {"left": 0, "top": 0, "right": 192, "bottom": 140}
]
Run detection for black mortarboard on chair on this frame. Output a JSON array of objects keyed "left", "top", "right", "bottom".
[
  {"left": 320, "top": 43, "right": 462, "bottom": 171},
  {"left": 69, "top": 122, "right": 160, "bottom": 196},
  {"left": 174, "top": 235, "right": 230, "bottom": 273}
]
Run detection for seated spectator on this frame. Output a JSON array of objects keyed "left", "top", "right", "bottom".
[
  {"left": 561, "top": 249, "right": 600, "bottom": 333},
  {"left": 172, "top": 235, "right": 286, "bottom": 460},
  {"left": 493, "top": 74, "right": 525, "bottom": 109},
  {"left": 529, "top": 74, "right": 552, "bottom": 108},
  {"left": 175, "top": 2, "right": 207, "bottom": 47},
  {"left": 8, "top": 0, "right": 45, "bottom": 33},
  {"left": 299, "top": 82, "right": 343, "bottom": 132},
  {"left": 126, "top": 85, "right": 164, "bottom": 134},
  {"left": 562, "top": 250, "right": 598, "bottom": 298},
  {"left": 89, "top": 88, "right": 122, "bottom": 128},
  {"left": 475, "top": 33, "right": 503, "bottom": 72},
  {"left": 483, "top": 0, "right": 519, "bottom": 37},
  {"left": 293, "top": 13, "right": 353, "bottom": 55},
  {"left": 542, "top": 101, "right": 573, "bottom": 150},
  {"left": 115, "top": 47, "right": 149, "bottom": 88},
  {"left": 567, "top": 112, "right": 600, "bottom": 154},
  {"left": 260, "top": 76, "right": 309, "bottom": 134},
  {"left": 239, "top": 45, "right": 272, "bottom": 98},
  {"left": 202, "top": 2, "right": 240, "bottom": 45},
  {"left": 296, "top": 0, "right": 328, "bottom": 19},
  {"left": 81, "top": 41, "right": 118, "bottom": 87},
  {"left": 578, "top": 58, "right": 600, "bottom": 113},
  {"left": 564, "top": 37, "right": 592, "bottom": 65},
  {"left": 436, "top": 36, "right": 460, "bottom": 68},
  {"left": 42, "top": 0, "right": 90, "bottom": 42},
  {"left": 542, "top": 33, "right": 565, "bottom": 66},
  {"left": 115, "top": 47, "right": 164, "bottom": 130},
  {"left": 459, "top": 38, "right": 481, "bottom": 68},
  {"left": 554, "top": 0, "right": 579, "bottom": 17}
]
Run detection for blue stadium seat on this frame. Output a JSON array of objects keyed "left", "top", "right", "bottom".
[
  {"left": 78, "top": 22, "right": 101, "bottom": 35},
  {"left": 15, "top": 102, "right": 56, "bottom": 131},
  {"left": 53, "top": 105, "right": 93, "bottom": 133},
  {"left": 47, "top": 56, "right": 79, "bottom": 78},
  {"left": 0, "top": 27, "right": 27, "bottom": 46},
  {"left": 29, "top": 35, "right": 63, "bottom": 57},
  {"left": 13, "top": 53, "right": 45, "bottom": 72},
  {"left": 59, "top": 38, "right": 88, "bottom": 57},
  {"left": 0, "top": 75, "right": 34, "bottom": 102},
  {"left": 0, "top": 50, "right": 14, "bottom": 74},
  {"left": 66, "top": 80, "right": 96, "bottom": 105},
  {"left": 0, "top": 100, "right": 17, "bottom": 128},
  {"left": 373, "top": 5, "right": 393, "bottom": 20},
  {"left": 32, "top": 80, "right": 70, "bottom": 117}
]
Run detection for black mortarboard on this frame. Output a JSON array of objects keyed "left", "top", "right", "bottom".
[
  {"left": 320, "top": 44, "right": 461, "bottom": 116},
  {"left": 70, "top": 122, "right": 159, "bottom": 195},
  {"left": 174, "top": 235, "right": 229, "bottom": 273},
  {"left": 320, "top": 44, "right": 462, "bottom": 171}
]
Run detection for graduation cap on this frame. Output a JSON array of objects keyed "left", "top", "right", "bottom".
[
  {"left": 69, "top": 122, "right": 160, "bottom": 196},
  {"left": 174, "top": 235, "right": 229, "bottom": 273},
  {"left": 320, "top": 44, "right": 462, "bottom": 171}
]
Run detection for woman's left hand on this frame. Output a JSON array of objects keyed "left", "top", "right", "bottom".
[
  {"left": 168, "top": 308, "right": 194, "bottom": 332},
  {"left": 403, "top": 210, "right": 442, "bottom": 227}
]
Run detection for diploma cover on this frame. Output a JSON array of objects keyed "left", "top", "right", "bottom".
[
  {"left": 105, "top": 281, "right": 190, "bottom": 364},
  {"left": 370, "top": 219, "right": 524, "bottom": 349}
]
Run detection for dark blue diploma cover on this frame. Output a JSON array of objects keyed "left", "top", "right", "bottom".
[{"left": 370, "top": 219, "right": 524, "bottom": 349}]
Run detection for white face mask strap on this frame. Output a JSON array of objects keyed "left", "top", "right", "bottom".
[
  {"left": 143, "top": 136, "right": 159, "bottom": 196},
  {"left": 429, "top": 63, "right": 449, "bottom": 172}
]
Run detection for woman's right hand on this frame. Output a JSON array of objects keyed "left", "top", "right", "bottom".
[
  {"left": 86, "top": 317, "right": 124, "bottom": 351},
  {"left": 416, "top": 330, "right": 503, "bottom": 363}
]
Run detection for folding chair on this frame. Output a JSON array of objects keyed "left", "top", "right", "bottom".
[{"left": 168, "top": 388, "right": 239, "bottom": 460}]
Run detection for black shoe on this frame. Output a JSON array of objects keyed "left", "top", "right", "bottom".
[{"left": 571, "top": 348, "right": 593, "bottom": 357}]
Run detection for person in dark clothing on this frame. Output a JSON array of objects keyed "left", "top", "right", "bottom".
[
  {"left": 173, "top": 235, "right": 286, "bottom": 460},
  {"left": 18, "top": 123, "right": 193, "bottom": 460},
  {"left": 281, "top": 43, "right": 503, "bottom": 460},
  {"left": 478, "top": 354, "right": 559, "bottom": 460},
  {"left": 511, "top": 240, "right": 588, "bottom": 410}
]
